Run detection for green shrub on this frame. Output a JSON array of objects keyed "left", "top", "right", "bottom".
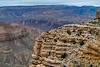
[
  {"left": 67, "top": 30, "right": 71, "bottom": 35},
  {"left": 79, "top": 40, "right": 84, "bottom": 46}
]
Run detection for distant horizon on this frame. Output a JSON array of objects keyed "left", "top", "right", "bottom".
[
  {"left": 0, "top": 4, "right": 99, "bottom": 7},
  {"left": 0, "top": 0, "right": 100, "bottom": 7}
]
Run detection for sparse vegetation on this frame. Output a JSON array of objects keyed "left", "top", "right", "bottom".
[
  {"left": 63, "top": 65, "right": 66, "bottom": 67},
  {"left": 61, "top": 53, "right": 67, "bottom": 59},
  {"left": 32, "top": 24, "right": 100, "bottom": 67},
  {"left": 89, "top": 64, "right": 93, "bottom": 67},
  {"left": 62, "top": 40, "right": 67, "bottom": 43},
  {"left": 90, "top": 19, "right": 100, "bottom": 25},
  {"left": 67, "top": 30, "right": 71, "bottom": 35},
  {"left": 54, "top": 39, "right": 57, "bottom": 42},
  {"left": 79, "top": 40, "right": 85, "bottom": 46}
]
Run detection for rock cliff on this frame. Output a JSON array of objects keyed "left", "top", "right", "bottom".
[
  {"left": 0, "top": 23, "right": 41, "bottom": 67},
  {"left": 31, "top": 24, "right": 100, "bottom": 67},
  {"left": 96, "top": 8, "right": 100, "bottom": 19}
]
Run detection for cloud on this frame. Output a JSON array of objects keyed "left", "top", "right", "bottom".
[{"left": 0, "top": 0, "right": 100, "bottom": 6}]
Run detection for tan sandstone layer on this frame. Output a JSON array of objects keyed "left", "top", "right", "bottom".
[{"left": 31, "top": 24, "right": 100, "bottom": 67}]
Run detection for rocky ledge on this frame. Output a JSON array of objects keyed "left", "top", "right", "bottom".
[{"left": 31, "top": 24, "right": 100, "bottom": 67}]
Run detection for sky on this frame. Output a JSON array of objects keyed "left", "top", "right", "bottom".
[{"left": 0, "top": 0, "right": 100, "bottom": 6}]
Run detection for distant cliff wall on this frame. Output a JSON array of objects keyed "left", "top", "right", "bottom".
[
  {"left": 96, "top": 8, "right": 100, "bottom": 19},
  {"left": 0, "top": 23, "right": 42, "bottom": 67}
]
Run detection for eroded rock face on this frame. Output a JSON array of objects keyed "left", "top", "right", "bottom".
[
  {"left": 0, "top": 23, "right": 41, "bottom": 67},
  {"left": 31, "top": 24, "right": 100, "bottom": 67},
  {"left": 96, "top": 8, "right": 100, "bottom": 19},
  {"left": 0, "top": 23, "right": 28, "bottom": 42}
]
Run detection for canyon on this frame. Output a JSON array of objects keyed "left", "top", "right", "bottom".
[{"left": 0, "top": 23, "right": 41, "bottom": 67}]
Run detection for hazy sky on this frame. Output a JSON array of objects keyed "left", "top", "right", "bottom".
[{"left": 0, "top": 0, "right": 100, "bottom": 6}]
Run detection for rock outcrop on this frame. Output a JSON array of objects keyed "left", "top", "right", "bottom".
[
  {"left": 31, "top": 24, "right": 100, "bottom": 67},
  {"left": 0, "top": 23, "right": 41, "bottom": 67},
  {"left": 96, "top": 8, "right": 100, "bottom": 19}
]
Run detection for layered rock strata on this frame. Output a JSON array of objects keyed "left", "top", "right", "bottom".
[
  {"left": 31, "top": 24, "right": 100, "bottom": 67},
  {"left": 0, "top": 24, "right": 28, "bottom": 42},
  {"left": 96, "top": 8, "right": 100, "bottom": 19},
  {"left": 0, "top": 23, "right": 41, "bottom": 67}
]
